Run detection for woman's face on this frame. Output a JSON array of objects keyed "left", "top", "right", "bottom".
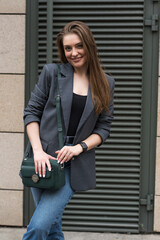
[{"left": 63, "top": 33, "right": 87, "bottom": 70}]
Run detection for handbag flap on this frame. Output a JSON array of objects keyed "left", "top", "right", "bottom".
[{"left": 21, "top": 158, "right": 52, "bottom": 178}]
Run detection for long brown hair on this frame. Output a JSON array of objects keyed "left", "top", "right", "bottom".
[{"left": 56, "top": 21, "right": 110, "bottom": 114}]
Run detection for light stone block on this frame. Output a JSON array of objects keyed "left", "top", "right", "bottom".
[
  {"left": 0, "top": 15, "right": 25, "bottom": 73},
  {"left": 157, "top": 77, "right": 160, "bottom": 136},
  {"left": 154, "top": 196, "right": 160, "bottom": 232},
  {"left": 0, "top": 190, "right": 23, "bottom": 226},
  {"left": 155, "top": 137, "right": 160, "bottom": 195},
  {"left": 0, "top": 0, "right": 25, "bottom": 13},
  {"left": 0, "top": 75, "right": 24, "bottom": 132},
  {"left": 0, "top": 133, "right": 24, "bottom": 190}
]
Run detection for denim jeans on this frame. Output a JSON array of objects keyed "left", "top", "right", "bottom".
[{"left": 22, "top": 167, "right": 75, "bottom": 240}]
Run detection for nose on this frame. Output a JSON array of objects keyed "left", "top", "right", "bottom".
[{"left": 71, "top": 47, "right": 78, "bottom": 57}]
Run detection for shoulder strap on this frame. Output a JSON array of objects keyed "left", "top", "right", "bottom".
[{"left": 56, "top": 64, "right": 64, "bottom": 149}]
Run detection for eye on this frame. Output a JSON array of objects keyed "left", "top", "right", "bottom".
[
  {"left": 76, "top": 44, "right": 83, "bottom": 49},
  {"left": 64, "top": 46, "right": 71, "bottom": 52}
]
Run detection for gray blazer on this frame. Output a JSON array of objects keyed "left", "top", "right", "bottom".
[{"left": 24, "top": 63, "right": 115, "bottom": 191}]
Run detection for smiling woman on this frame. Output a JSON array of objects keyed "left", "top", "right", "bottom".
[
  {"left": 22, "top": 21, "right": 114, "bottom": 240},
  {"left": 63, "top": 33, "right": 87, "bottom": 72}
]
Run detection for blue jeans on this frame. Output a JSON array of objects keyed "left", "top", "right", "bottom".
[{"left": 22, "top": 167, "right": 74, "bottom": 240}]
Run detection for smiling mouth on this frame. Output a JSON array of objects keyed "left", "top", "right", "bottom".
[{"left": 71, "top": 57, "right": 82, "bottom": 62}]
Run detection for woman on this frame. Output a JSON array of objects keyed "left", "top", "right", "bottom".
[{"left": 22, "top": 21, "right": 114, "bottom": 240}]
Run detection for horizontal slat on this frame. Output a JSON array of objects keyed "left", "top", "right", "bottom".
[
  {"left": 69, "top": 199, "right": 139, "bottom": 205},
  {"left": 97, "top": 146, "right": 140, "bottom": 150},
  {"left": 62, "top": 226, "right": 139, "bottom": 233},
  {"left": 96, "top": 179, "right": 140, "bottom": 184},
  {"left": 96, "top": 174, "right": 140, "bottom": 179},
  {"left": 63, "top": 215, "right": 139, "bottom": 222},
  {"left": 62, "top": 218, "right": 137, "bottom": 227},
  {"left": 65, "top": 205, "right": 139, "bottom": 211},
  {"left": 106, "top": 139, "right": 141, "bottom": 144},
  {"left": 96, "top": 156, "right": 140, "bottom": 161},
  {"left": 96, "top": 162, "right": 140, "bottom": 167},
  {"left": 84, "top": 189, "right": 139, "bottom": 194},
  {"left": 64, "top": 212, "right": 139, "bottom": 219},
  {"left": 96, "top": 152, "right": 140, "bottom": 157},
  {"left": 53, "top": 15, "right": 143, "bottom": 20},
  {"left": 54, "top": 10, "right": 143, "bottom": 15},
  {"left": 111, "top": 129, "right": 140, "bottom": 133},
  {"left": 53, "top": 0, "right": 143, "bottom": 5},
  {"left": 62, "top": 220, "right": 138, "bottom": 228},
  {"left": 110, "top": 132, "right": 141, "bottom": 137},
  {"left": 95, "top": 161, "right": 140, "bottom": 166},
  {"left": 73, "top": 193, "right": 139, "bottom": 199},
  {"left": 96, "top": 184, "right": 139, "bottom": 189},
  {"left": 52, "top": 28, "right": 144, "bottom": 35}
]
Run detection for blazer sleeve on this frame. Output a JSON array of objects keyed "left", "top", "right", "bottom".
[
  {"left": 92, "top": 75, "right": 115, "bottom": 145},
  {"left": 24, "top": 64, "right": 51, "bottom": 126}
]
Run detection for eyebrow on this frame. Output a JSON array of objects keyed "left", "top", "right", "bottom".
[{"left": 64, "top": 42, "right": 83, "bottom": 47}]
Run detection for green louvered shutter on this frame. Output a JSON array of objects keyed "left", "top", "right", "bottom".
[
  {"left": 51, "top": 0, "right": 143, "bottom": 233},
  {"left": 25, "top": 0, "right": 159, "bottom": 233}
]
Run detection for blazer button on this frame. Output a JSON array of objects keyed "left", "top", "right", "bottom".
[{"left": 72, "top": 157, "right": 75, "bottom": 160}]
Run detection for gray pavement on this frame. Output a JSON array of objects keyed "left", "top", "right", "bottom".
[{"left": 0, "top": 228, "right": 160, "bottom": 240}]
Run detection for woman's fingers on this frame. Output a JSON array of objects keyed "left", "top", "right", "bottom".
[
  {"left": 56, "top": 147, "right": 74, "bottom": 164},
  {"left": 35, "top": 161, "right": 38, "bottom": 174},
  {"left": 56, "top": 145, "right": 82, "bottom": 164},
  {"left": 34, "top": 152, "right": 55, "bottom": 177},
  {"left": 42, "top": 162, "right": 46, "bottom": 177},
  {"left": 38, "top": 161, "right": 42, "bottom": 177},
  {"left": 46, "top": 158, "right": 52, "bottom": 171}
]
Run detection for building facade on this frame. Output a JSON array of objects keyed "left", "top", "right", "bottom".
[{"left": 0, "top": 0, "right": 160, "bottom": 233}]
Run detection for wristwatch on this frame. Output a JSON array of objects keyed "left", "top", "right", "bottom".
[{"left": 80, "top": 141, "right": 88, "bottom": 152}]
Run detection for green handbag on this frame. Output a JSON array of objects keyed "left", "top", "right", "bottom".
[{"left": 20, "top": 64, "right": 65, "bottom": 190}]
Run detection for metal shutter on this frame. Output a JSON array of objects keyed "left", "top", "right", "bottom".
[{"left": 37, "top": 0, "right": 144, "bottom": 233}]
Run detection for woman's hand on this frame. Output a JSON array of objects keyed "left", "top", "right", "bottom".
[
  {"left": 34, "top": 149, "right": 57, "bottom": 178},
  {"left": 55, "top": 144, "right": 83, "bottom": 164}
]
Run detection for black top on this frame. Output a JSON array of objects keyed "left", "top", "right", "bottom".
[{"left": 67, "top": 93, "right": 87, "bottom": 136}]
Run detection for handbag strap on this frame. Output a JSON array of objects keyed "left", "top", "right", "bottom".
[{"left": 24, "top": 64, "right": 64, "bottom": 158}]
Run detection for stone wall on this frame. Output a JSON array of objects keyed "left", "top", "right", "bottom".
[{"left": 0, "top": 0, "right": 25, "bottom": 226}]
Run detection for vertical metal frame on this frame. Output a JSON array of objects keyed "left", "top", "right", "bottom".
[
  {"left": 139, "top": 0, "right": 159, "bottom": 232},
  {"left": 24, "top": 0, "right": 39, "bottom": 226},
  {"left": 47, "top": 0, "right": 54, "bottom": 63}
]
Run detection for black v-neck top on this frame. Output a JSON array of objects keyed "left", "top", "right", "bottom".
[{"left": 67, "top": 93, "right": 87, "bottom": 136}]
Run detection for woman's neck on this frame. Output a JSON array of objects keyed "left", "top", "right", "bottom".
[
  {"left": 73, "top": 70, "right": 89, "bottom": 96},
  {"left": 73, "top": 65, "right": 88, "bottom": 77}
]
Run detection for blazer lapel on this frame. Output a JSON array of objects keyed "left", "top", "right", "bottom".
[{"left": 58, "top": 63, "right": 73, "bottom": 135}]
